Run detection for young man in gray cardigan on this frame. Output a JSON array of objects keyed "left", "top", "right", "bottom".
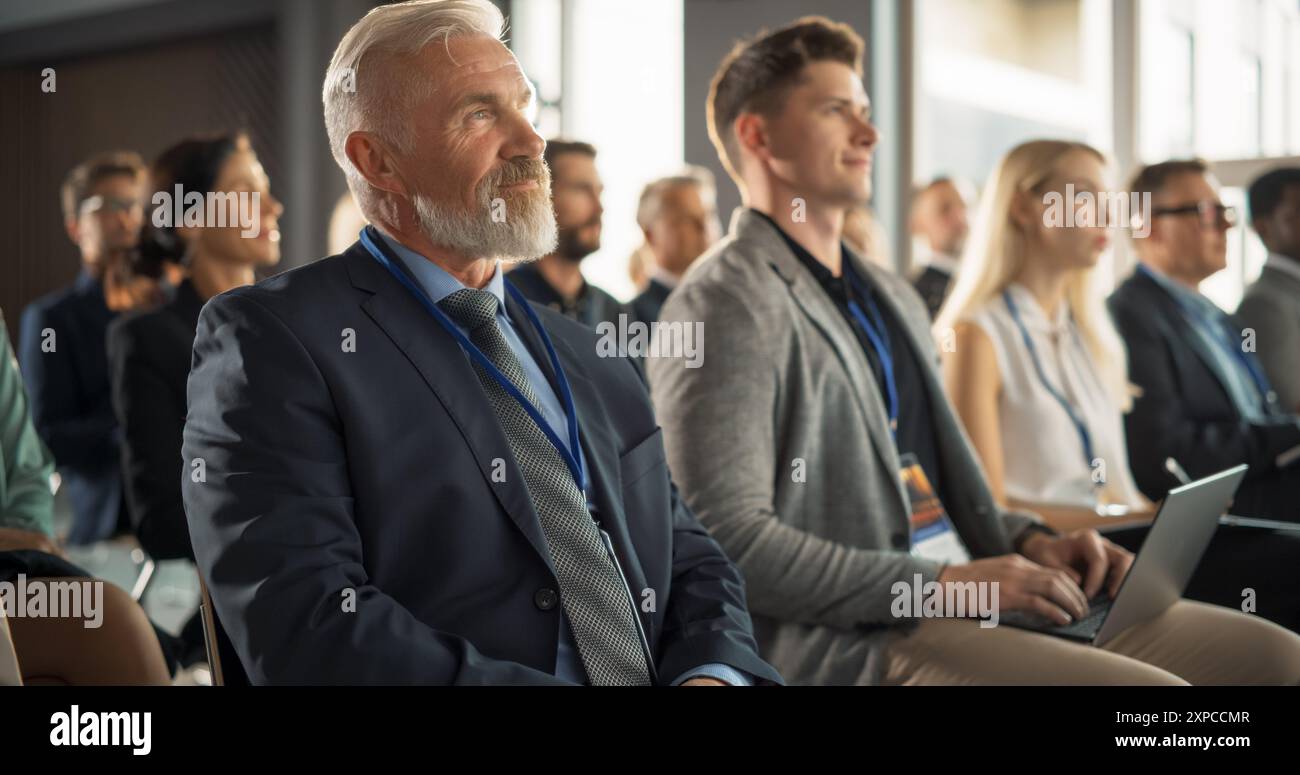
[{"left": 647, "top": 16, "right": 1300, "bottom": 685}]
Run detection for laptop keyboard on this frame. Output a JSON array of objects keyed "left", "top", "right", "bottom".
[{"left": 1000, "top": 594, "right": 1113, "bottom": 639}]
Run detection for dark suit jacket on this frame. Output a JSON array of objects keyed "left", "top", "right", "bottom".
[
  {"left": 630, "top": 278, "right": 672, "bottom": 325},
  {"left": 911, "top": 265, "right": 952, "bottom": 320},
  {"left": 18, "top": 270, "right": 122, "bottom": 544},
  {"left": 1108, "top": 268, "right": 1300, "bottom": 517},
  {"left": 181, "top": 242, "right": 782, "bottom": 685},
  {"left": 507, "top": 261, "right": 628, "bottom": 330},
  {"left": 108, "top": 279, "right": 204, "bottom": 561}
]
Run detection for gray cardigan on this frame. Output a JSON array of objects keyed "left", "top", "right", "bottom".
[{"left": 647, "top": 209, "right": 1045, "bottom": 685}]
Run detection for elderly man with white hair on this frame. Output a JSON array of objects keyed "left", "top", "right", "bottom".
[
  {"left": 181, "top": 0, "right": 780, "bottom": 686},
  {"left": 629, "top": 168, "right": 721, "bottom": 325}
]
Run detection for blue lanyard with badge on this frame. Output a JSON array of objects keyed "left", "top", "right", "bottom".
[
  {"left": 359, "top": 226, "right": 661, "bottom": 680},
  {"left": 842, "top": 262, "right": 899, "bottom": 438},
  {"left": 1001, "top": 289, "right": 1099, "bottom": 487},
  {"left": 842, "top": 259, "right": 969, "bottom": 565},
  {"left": 357, "top": 225, "right": 589, "bottom": 496}
]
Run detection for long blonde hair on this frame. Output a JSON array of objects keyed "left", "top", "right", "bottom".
[{"left": 934, "top": 139, "right": 1132, "bottom": 411}]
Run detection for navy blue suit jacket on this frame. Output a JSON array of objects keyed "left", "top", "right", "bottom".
[
  {"left": 181, "top": 242, "right": 782, "bottom": 685},
  {"left": 19, "top": 270, "right": 122, "bottom": 544},
  {"left": 1109, "top": 269, "right": 1300, "bottom": 518}
]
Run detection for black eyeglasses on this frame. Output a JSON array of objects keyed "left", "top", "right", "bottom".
[
  {"left": 79, "top": 195, "right": 142, "bottom": 217},
  {"left": 1150, "top": 201, "right": 1238, "bottom": 228}
]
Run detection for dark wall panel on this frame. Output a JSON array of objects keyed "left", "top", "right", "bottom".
[{"left": 0, "top": 23, "right": 280, "bottom": 351}]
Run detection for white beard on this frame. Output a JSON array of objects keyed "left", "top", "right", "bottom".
[{"left": 413, "top": 185, "right": 557, "bottom": 262}]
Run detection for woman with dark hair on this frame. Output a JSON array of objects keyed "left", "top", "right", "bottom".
[{"left": 108, "top": 133, "right": 282, "bottom": 664}]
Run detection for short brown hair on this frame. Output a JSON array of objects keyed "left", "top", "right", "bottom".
[
  {"left": 707, "top": 17, "right": 864, "bottom": 184},
  {"left": 543, "top": 138, "right": 596, "bottom": 173},
  {"left": 61, "top": 150, "right": 145, "bottom": 223},
  {"left": 1127, "top": 159, "right": 1210, "bottom": 203}
]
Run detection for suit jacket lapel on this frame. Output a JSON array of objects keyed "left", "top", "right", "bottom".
[
  {"left": 345, "top": 245, "right": 556, "bottom": 574},
  {"left": 737, "top": 213, "right": 903, "bottom": 489},
  {"left": 1136, "top": 270, "right": 1241, "bottom": 404}
]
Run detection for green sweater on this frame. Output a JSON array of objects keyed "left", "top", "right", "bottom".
[{"left": 0, "top": 313, "right": 54, "bottom": 536}]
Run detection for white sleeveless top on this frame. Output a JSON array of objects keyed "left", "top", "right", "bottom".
[{"left": 960, "top": 284, "right": 1144, "bottom": 509}]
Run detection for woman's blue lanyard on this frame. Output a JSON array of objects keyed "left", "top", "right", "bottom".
[
  {"left": 357, "top": 226, "right": 588, "bottom": 495},
  {"left": 1135, "top": 264, "right": 1275, "bottom": 401},
  {"left": 842, "top": 263, "right": 898, "bottom": 439},
  {"left": 1002, "top": 289, "right": 1097, "bottom": 480}
]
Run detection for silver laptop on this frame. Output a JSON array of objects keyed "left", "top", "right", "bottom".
[{"left": 999, "top": 464, "right": 1248, "bottom": 646}]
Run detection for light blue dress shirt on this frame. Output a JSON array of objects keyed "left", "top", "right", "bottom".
[
  {"left": 1138, "top": 263, "right": 1271, "bottom": 420},
  {"left": 379, "top": 233, "right": 750, "bottom": 686}
]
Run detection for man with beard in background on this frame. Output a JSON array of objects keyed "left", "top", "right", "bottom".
[{"left": 507, "top": 140, "right": 627, "bottom": 328}]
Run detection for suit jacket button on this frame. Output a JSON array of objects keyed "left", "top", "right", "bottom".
[
  {"left": 892, "top": 532, "right": 909, "bottom": 549},
  {"left": 534, "top": 588, "right": 559, "bottom": 611}
]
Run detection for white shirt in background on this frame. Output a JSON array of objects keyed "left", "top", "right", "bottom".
[{"left": 960, "top": 283, "right": 1145, "bottom": 509}]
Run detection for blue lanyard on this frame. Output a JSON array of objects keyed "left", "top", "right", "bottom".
[
  {"left": 1002, "top": 289, "right": 1096, "bottom": 477},
  {"left": 1135, "top": 264, "right": 1275, "bottom": 402},
  {"left": 357, "top": 226, "right": 588, "bottom": 495},
  {"left": 842, "top": 263, "right": 898, "bottom": 438}
]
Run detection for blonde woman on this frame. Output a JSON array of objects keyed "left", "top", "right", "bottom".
[
  {"left": 938, "top": 139, "right": 1300, "bottom": 632},
  {"left": 937, "top": 140, "right": 1149, "bottom": 522}
]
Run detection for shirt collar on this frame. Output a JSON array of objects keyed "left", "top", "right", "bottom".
[
  {"left": 377, "top": 230, "right": 506, "bottom": 313},
  {"left": 749, "top": 208, "right": 843, "bottom": 287},
  {"left": 649, "top": 264, "right": 681, "bottom": 290},
  {"left": 918, "top": 249, "right": 959, "bottom": 276},
  {"left": 73, "top": 267, "right": 102, "bottom": 294},
  {"left": 1005, "top": 282, "right": 1070, "bottom": 334},
  {"left": 1138, "top": 261, "right": 1222, "bottom": 318},
  {"left": 507, "top": 260, "right": 589, "bottom": 306},
  {"left": 1264, "top": 252, "right": 1300, "bottom": 284}
]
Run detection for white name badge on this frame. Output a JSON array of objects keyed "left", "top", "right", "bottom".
[{"left": 899, "top": 452, "right": 971, "bottom": 566}]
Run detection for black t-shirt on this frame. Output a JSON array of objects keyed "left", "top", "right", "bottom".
[{"left": 753, "top": 210, "right": 948, "bottom": 507}]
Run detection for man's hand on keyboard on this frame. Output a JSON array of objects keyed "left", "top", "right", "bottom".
[
  {"left": 938, "top": 554, "right": 1088, "bottom": 625},
  {"left": 1019, "top": 528, "right": 1133, "bottom": 600}
]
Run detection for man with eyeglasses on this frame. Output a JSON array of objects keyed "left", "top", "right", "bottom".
[
  {"left": 18, "top": 150, "right": 147, "bottom": 544},
  {"left": 1110, "top": 159, "right": 1300, "bottom": 521}
]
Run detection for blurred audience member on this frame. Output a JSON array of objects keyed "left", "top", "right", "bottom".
[
  {"left": 627, "top": 243, "right": 654, "bottom": 292},
  {"left": 2, "top": 311, "right": 172, "bottom": 684},
  {"left": 18, "top": 151, "right": 145, "bottom": 544},
  {"left": 1110, "top": 160, "right": 1300, "bottom": 520},
  {"left": 938, "top": 141, "right": 1144, "bottom": 512},
  {"left": 108, "top": 132, "right": 281, "bottom": 667},
  {"left": 909, "top": 177, "right": 971, "bottom": 318},
  {"left": 508, "top": 140, "right": 626, "bottom": 327},
  {"left": 630, "top": 167, "right": 720, "bottom": 323},
  {"left": 1237, "top": 167, "right": 1300, "bottom": 412},
  {"left": 0, "top": 312, "right": 56, "bottom": 548},
  {"left": 939, "top": 142, "right": 1300, "bottom": 632},
  {"left": 110, "top": 133, "right": 282, "bottom": 565}
]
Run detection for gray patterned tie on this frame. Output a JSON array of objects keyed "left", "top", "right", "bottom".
[{"left": 438, "top": 288, "right": 652, "bottom": 686}]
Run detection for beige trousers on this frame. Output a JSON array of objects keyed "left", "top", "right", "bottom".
[{"left": 879, "top": 600, "right": 1300, "bottom": 685}]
